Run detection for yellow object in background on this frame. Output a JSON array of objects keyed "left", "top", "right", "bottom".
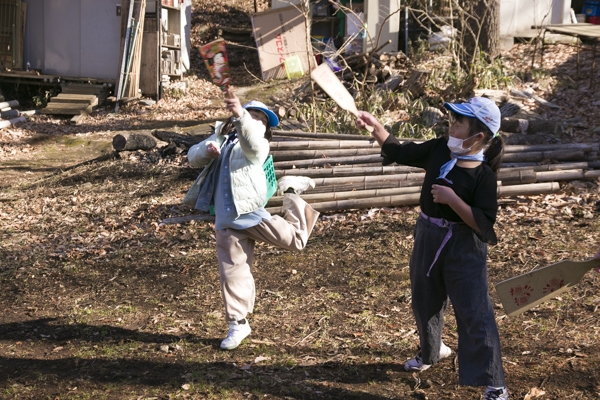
[{"left": 284, "top": 55, "right": 304, "bottom": 79}]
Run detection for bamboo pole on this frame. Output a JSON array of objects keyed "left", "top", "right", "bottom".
[
  {"left": 272, "top": 147, "right": 381, "bottom": 161},
  {"left": 535, "top": 169, "right": 600, "bottom": 182},
  {"left": 274, "top": 154, "right": 383, "bottom": 169},
  {"left": 504, "top": 143, "right": 599, "bottom": 153},
  {"left": 274, "top": 162, "right": 591, "bottom": 180},
  {"left": 275, "top": 165, "right": 423, "bottom": 178},
  {"left": 293, "top": 170, "right": 535, "bottom": 187},
  {"left": 265, "top": 182, "right": 561, "bottom": 214},
  {"left": 499, "top": 162, "right": 589, "bottom": 172},
  {"left": 282, "top": 150, "right": 591, "bottom": 166},
  {"left": 267, "top": 186, "right": 423, "bottom": 207},
  {"left": 272, "top": 130, "right": 374, "bottom": 141},
  {"left": 270, "top": 140, "right": 382, "bottom": 150},
  {"left": 164, "top": 181, "right": 562, "bottom": 223},
  {"left": 496, "top": 149, "right": 585, "bottom": 163},
  {"left": 268, "top": 139, "right": 598, "bottom": 154},
  {"left": 306, "top": 178, "right": 427, "bottom": 194},
  {"left": 312, "top": 173, "right": 426, "bottom": 187}
]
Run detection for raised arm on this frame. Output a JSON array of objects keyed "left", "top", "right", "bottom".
[{"left": 356, "top": 111, "right": 390, "bottom": 146}]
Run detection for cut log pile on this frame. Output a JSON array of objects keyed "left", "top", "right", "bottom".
[
  {"left": 263, "top": 134, "right": 600, "bottom": 215},
  {"left": 0, "top": 99, "right": 39, "bottom": 129},
  {"left": 113, "top": 129, "right": 599, "bottom": 221}
]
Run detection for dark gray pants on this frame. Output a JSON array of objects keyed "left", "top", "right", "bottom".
[{"left": 410, "top": 215, "right": 506, "bottom": 387}]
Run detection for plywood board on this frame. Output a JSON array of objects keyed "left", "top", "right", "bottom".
[
  {"left": 140, "top": 30, "right": 159, "bottom": 97},
  {"left": 251, "top": 5, "right": 313, "bottom": 81}
]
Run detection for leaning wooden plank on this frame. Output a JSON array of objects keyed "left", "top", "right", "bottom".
[{"left": 70, "top": 105, "right": 94, "bottom": 124}]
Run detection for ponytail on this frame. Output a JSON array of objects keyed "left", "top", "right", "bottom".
[
  {"left": 484, "top": 135, "right": 504, "bottom": 173},
  {"left": 218, "top": 118, "right": 236, "bottom": 136}
]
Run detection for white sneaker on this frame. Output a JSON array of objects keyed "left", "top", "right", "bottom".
[
  {"left": 404, "top": 341, "right": 452, "bottom": 372},
  {"left": 277, "top": 176, "right": 315, "bottom": 195},
  {"left": 484, "top": 386, "right": 509, "bottom": 400},
  {"left": 220, "top": 320, "right": 251, "bottom": 350}
]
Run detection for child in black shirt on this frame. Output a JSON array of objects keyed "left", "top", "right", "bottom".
[{"left": 356, "top": 97, "right": 509, "bottom": 400}]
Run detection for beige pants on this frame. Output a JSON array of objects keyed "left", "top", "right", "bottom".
[{"left": 215, "top": 193, "right": 320, "bottom": 321}]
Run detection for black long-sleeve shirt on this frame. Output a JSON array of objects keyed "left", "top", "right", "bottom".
[{"left": 381, "top": 136, "right": 498, "bottom": 244}]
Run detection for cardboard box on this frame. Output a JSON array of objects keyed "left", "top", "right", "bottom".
[{"left": 251, "top": 6, "right": 314, "bottom": 80}]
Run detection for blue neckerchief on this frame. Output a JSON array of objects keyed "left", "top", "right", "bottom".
[{"left": 437, "top": 150, "right": 485, "bottom": 183}]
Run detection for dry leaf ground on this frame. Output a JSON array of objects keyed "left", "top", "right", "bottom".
[{"left": 1, "top": 2, "right": 600, "bottom": 399}]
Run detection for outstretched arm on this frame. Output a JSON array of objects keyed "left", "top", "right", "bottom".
[{"left": 356, "top": 111, "right": 390, "bottom": 146}]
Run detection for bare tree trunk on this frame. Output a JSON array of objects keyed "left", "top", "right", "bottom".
[{"left": 459, "top": 0, "right": 500, "bottom": 70}]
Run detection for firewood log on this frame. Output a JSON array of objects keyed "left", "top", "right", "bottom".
[
  {"left": 151, "top": 129, "right": 206, "bottom": 148},
  {"left": 112, "top": 133, "right": 157, "bottom": 151},
  {"left": 500, "top": 117, "right": 563, "bottom": 134}
]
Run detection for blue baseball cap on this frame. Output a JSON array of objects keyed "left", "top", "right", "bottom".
[
  {"left": 443, "top": 97, "right": 501, "bottom": 136},
  {"left": 243, "top": 100, "right": 279, "bottom": 128}
]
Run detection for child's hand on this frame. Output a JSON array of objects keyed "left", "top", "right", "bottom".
[
  {"left": 431, "top": 184, "right": 457, "bottom": 205},
  {"left": 224, "top": 91, "right": 244, "bottom": 118},
  {"left": 207, "top": 142, "right": 221, "bottom": 159},
  {"left": 356, "top": 111, "right": 378, "bottom": 130}
]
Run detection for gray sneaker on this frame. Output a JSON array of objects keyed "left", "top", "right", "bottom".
[
  {"left": 404, "top": 342, "right": 451, "bottom": 372},
  {"left": 484, "top": 386, "right": 509, "bottom": 400}
]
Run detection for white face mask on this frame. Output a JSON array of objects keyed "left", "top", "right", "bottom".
[{"left": 447, "top": 133, "right": 480, "bottom": 155}]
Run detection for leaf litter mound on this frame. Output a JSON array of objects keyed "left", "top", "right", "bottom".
[{"left": 1, "top": 1, "right": 600, "bottom": 398}]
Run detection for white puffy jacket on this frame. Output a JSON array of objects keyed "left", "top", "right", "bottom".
[{"left": 184, "top": 110, "right": 270, "bottom": 214}]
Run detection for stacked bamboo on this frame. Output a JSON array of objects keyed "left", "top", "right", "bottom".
[
  {"left": 264, "top": 134, "right": 600, "bottom": 214},
  {"left": 0, "top": 99, "right": 39, "bottom": 129}
]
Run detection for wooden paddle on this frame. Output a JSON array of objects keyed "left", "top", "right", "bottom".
[
  {"left": 495, "top": 258, "right": 600, "bottom": 317},
  {"left": 310, "top": 63, "right": 374, "bottom": 133}
]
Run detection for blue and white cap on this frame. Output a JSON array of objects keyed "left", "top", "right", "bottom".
[
  {"left": 243, "top": 100, "right": 279, "bottom": 128},
  {"left": 443, "top": 97, "right": 501, "bottom": 137}
]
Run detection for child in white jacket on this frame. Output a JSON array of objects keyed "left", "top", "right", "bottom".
[{"left": 185, "top": 92, "right": 319, "bottom": 350}]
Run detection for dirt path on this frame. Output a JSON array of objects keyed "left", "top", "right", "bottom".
[{"left": 1, "top": 120, "right": 600, "bottom": 399}]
